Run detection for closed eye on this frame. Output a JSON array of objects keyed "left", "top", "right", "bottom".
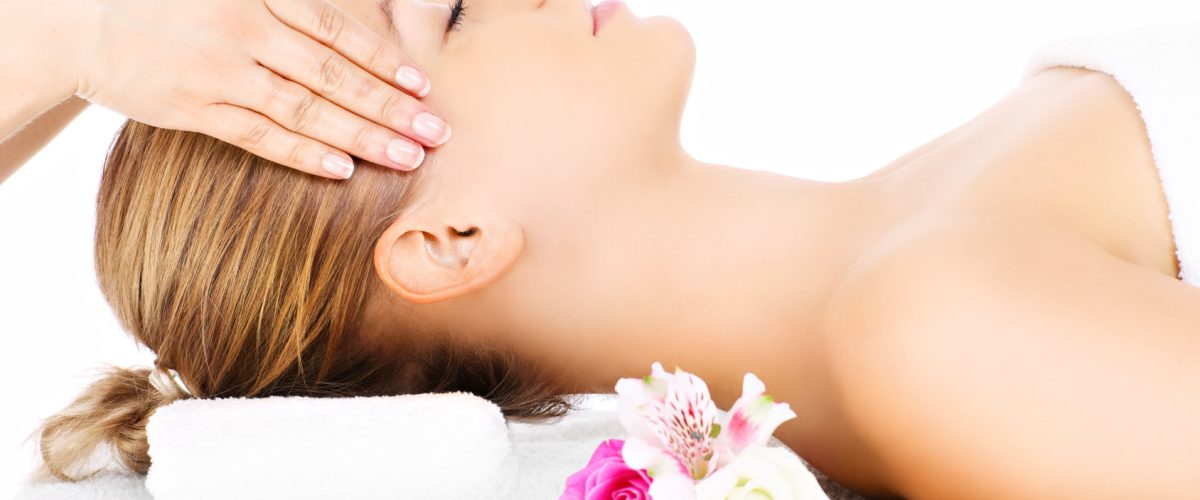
[{"left": 447, "top": 0, "right": 467, "bottom": 31}]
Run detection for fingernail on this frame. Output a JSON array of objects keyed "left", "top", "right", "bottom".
[
  {"left": 412, "top": 112, "right": 451, "bottom": 146},
  {"left": 322, "top": 153, "right": 354, "bottom": 179},
  {"left": 387, "top": 139, "right": 425, "bottom": 169},
  {"left": 396, "top": 66, "right": 431, "bottom": 97}
]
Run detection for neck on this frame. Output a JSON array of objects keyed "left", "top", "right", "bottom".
[{"left": 486, "top": 150, "right": 899, "bottom": 408}]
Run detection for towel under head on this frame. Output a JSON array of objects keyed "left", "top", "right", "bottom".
[{"left": 144, "top": 392, "right": 516, "bottom": 500}]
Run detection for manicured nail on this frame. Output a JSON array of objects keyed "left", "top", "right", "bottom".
[
  {"left": 386, "top": 139, "right": 425, "bottom": 170},
  {"left": 321, "top": 153, "right": 354, "bottom": 179},
  {"left": 396, "top": 66, "right": 430, "bottom": 97},
  {"left": 412, "top": 112, "right": 451, "bottom": 146}
]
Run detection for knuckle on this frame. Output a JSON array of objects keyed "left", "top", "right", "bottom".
[
  {"left": 351, "top": 125, "right": 375, "bottom": 154},
  {"left": 239, "top": 120, "right": 273, "bottom": 150},
  {"left": 317, "top": 53, "right": 348, "bottom": 93},
  {"left": 285, "top": 139, "right": 308, "bottom": 167},
  {"left": 290, "top": 93, "right": 322, "bottom": 131},
  {"left": 260, "top": 76, "right": 288, "bottom": 111},
  {"left": 364, "top": 41, "right": 390, "bottom": 74},
  {"left": 354, "top": 77, "right": 374, "bottom": 99},
  {"left": 314, "top": 3, "right": 346, "bottom": 43},
  {"left": 379, "top": 91, "right": 413, "bottom": 124}
]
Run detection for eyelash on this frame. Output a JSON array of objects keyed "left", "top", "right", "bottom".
[{"left": 447, "top": 0, "right": 467, "bottom": 31}]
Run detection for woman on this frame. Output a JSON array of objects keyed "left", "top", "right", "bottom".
[{"left": 11, "top": 0, "right": 1200, "bottom": 498}]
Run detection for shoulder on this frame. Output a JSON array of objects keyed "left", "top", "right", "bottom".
[
  {"left": 820, "top": 214, "right": 1083, "bottom": 349},
  {"left": 819, "top": 216, "right": 1091, "bottom": 493},
  {"left": 816, "top": 214, "right": 1067, "bottom": 428},
  {"left": 818, "top": 215, "right": 1200, "bottom": 498}
]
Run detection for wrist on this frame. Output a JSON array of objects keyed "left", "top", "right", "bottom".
[
  {"left": 53, "top": 0, "right": 98, "bottom": 98},
  {"left": 0, "top": 0, "right": 85, "bottom": 141},
  {"left": 15, "top": 0, "right": 94, "bottom": 98}
]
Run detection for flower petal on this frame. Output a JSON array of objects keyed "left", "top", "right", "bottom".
[
  {"left": 616, "top": 362, "right": 682, "bottom": 446},
  {"left": 616, "top": 379, "right": 667, "bottom": 446},
  {"left": 620, "top": 435, "right": 684, "bottom": 476},
  {"left": 717, "top": 373, "right": 797, "bottom": 460},
  {"left": 647, "top": 472, "right": 698, "bottom": 500},
  {"left": 696, "top": 445, "right": 830, "bottom": 500}
]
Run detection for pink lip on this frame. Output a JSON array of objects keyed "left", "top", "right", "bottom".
[{"left": 592, "top": 0, "right": 623, "bottom": 35}]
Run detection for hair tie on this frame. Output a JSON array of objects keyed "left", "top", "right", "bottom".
[{"left": 149, "top": 365, "right": 194, "bottom": 398}]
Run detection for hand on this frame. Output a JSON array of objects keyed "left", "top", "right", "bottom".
[{"left": 72, "top": 0, "right": 451, "bottom": 178}]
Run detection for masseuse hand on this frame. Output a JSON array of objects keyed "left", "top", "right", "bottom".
[{"left": 75, "top": 0, "right": 449, "bottom": 178}]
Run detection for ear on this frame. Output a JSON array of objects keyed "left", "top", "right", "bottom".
[{"left": 373, "top": 213, "right": 525, "bottom": 304}]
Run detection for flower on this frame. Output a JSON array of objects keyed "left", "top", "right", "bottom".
[
  {"left": 616, "top": 363, "right": 720, "bottom": 480},
  {"left": 614, "top": 363, "right": 802, "bottom": 500},
  {"left": 565, "top": 363, "right": 827, "bottom": 500},
  {"left": 694, "top": 445, "right": 829, "bottom": 500},
  {"left": 561, "top": 439, "right": 653, "bottom": 500},
  {"left": 714, "top": 373, "right": 799, "bottom": 469}
]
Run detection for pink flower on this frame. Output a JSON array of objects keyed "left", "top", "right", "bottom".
[
  {"left": 561, "top": 439, "right": 653, "bottom": 500},
  {"left": 614, "top": 363, "right": 799, "bottom": 499}
]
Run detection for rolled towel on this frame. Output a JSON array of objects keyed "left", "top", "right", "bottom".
[{"left": 144, "top": 392, "right": 515, "bottom": 500}]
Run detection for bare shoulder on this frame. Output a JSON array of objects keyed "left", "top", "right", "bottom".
[{"left": 820, "top": 215, "right": 1200, "bottom": 499}]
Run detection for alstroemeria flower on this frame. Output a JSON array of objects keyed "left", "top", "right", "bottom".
[
  {"left": 615, "top": 363, "right": 719, "bottom": 499},
  {"left": 713, "top": 372, "right": 798, "bottom": 469},
  {"left": 614, "top": 362, "right": 800, "bottom": 500}
]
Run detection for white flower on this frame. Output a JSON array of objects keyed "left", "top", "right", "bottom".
[
  {"left": 612, "top": 363, "right": 814, "bottom": 500},
  {"left": 714, "top": 373, "right": 797, "bottom": 470},
  {"left": 616, "top": 362, "right": 718, "bottom": 499},
  {"left": 694, "top": 445, "right": 830, "bottom": 500}
]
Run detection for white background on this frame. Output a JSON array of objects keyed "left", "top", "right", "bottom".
[{"left": 1, "top": 0, "right": 1195, "bottom": 496}]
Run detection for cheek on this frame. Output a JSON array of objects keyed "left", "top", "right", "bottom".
[
  {"left": 431, "top": 16, "right": 693, "bottom": 130},
  {"left": 428, "top": 49, "right": 621, "bottom": 161},
  {"left": 420, "top": 17, "right": 696, "bottom": 187}
]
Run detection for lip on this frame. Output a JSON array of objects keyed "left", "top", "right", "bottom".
[{"left": 591, "top": 0, "right": 624, "bottom": 36}]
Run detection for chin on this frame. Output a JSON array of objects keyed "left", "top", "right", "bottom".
[
  {"left": 643, "top": 16, "right": 696, "bottom": 122},
  {"left": 644, "top": 15, "right": 696, "bottom": 66}
]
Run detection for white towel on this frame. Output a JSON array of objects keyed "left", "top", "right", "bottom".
[
  {"left": 143, "top": 392, "right": 515, "bottom": 500},
  {"left": 1022, "top": 21, "right": 1200, "bottom": 286},
  {"left": 15, "top": 394, "right": 859, "bottom": 499},
  {"left": 14, "top": 472, "right": 152, "bottom": 500}
]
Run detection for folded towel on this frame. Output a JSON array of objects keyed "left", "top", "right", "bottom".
[
  {"left": 15, "top": 393, "right": 863, "bottom": 500},
  {"left": 1022, "top": 21, "right": 1200, "bottom": 286},
  {"left": 14, "top": 471, "right": 152, "bottom": 500},
  {"left": 144, "top": 392, "right": 516, "bottom": 500}
]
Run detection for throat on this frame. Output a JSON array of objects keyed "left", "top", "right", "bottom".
[{"left": 515, "top": 158, "right": 895, "bottom": 411}]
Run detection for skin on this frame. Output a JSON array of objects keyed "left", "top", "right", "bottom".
[
  {"left": 324, "top": 0, "right": 1200, "bottom": 497},
  {"left": 1, "top": 0, "right": 452, "bottom": 181},
  {"left": 349, "top": 2, "right": 1200, "bottom": 497},
  {"left": 327, "top": 0, "right": 1200, "bottom": 497}
]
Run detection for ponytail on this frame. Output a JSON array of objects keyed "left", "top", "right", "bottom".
[{"left": 37, "top": 365, "right": 188, "bottom": 481}]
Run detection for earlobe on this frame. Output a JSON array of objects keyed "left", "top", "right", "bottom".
[{"left": 373, "top": 217, "right": 524, "bottom": 304}]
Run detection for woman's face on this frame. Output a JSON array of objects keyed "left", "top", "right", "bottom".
[{"left": 335, "top": 0, "right": 695, "bottom": 210}]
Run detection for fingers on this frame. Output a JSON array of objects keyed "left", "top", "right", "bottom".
[
  {"left": 201, "top": 103, "right": 357, "bottom": 180},
  {"left": 262, "top": 0, "right": 431, "bottom": 97},
  {"left": 256, "top": 25, "right": 452, "bottom": 150},
  {"left": 234, "top": 66, "right": 426, "bottom": 172}
]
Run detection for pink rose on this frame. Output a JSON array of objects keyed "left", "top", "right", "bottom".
[{"left": 561, "top": 439, "right": 653, "bottom": 500}]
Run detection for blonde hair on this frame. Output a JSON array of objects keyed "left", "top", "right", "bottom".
[{"left": 36, "top": 120, "right": 571, "bottom": 481}]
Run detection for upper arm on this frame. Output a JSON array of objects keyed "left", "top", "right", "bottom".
[{"left": 826, "top": 223, "right": 1200, "bottom": 499}]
